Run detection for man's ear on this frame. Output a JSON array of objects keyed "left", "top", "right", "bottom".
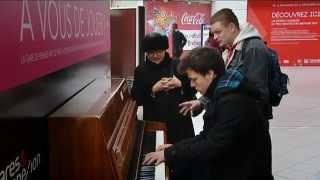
[
  {"left": 229, "top": 23, "right": 237, "bottom": 32},
  {"left": 208, "top": 70, "right": 217, "bottom": 80}
]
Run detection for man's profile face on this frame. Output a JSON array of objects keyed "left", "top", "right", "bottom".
[
  {"left": 211, "top": 21, "right": 233, "bottom": 47},
  {"left": 186, "top": 69, "right": 215, "bottom": 95}
]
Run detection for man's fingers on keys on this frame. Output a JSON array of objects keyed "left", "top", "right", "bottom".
[
  {"left": 179, "top": 106, "right": 186, "bottom": 113},
  {"left": 178, "top": 101, "right": 190, "bottom": 107},
  {"left": 155, "top": 159, "right": 162, "bottom": 166},
  {"left": 143, "top": 153, "right": 155, "bottom": 165},
  {"left": 156, "top": 145, "right": 163, "bottom": 151},
  {"left": 179, "top": 106, "right": 189, "bottom": 114},
  {"left": 142, "top": 154, "right": 150, "bottom": 165},
  {"left": 182, "top": 106, "right": 191, "bottom": 116}
]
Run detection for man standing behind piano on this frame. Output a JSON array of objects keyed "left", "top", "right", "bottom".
[
  {"left": 143, "top": 47, "right": 273, "bottom": 180},
  {"left": 131, "top": 32, "right": 195, "bottom": 144},
  {"left": 172, "top": 23, "right": 187, "bottom": 59}
]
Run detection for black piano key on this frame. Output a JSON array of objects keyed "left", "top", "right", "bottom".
[
  {"left": 139, "top": 178, "right": 154, "bottom": 180},
  {"left": 139, "top": 172, "right": 155, "bottom": 177},
  {"left": 140, "top": 177, "right": 154, "bottom": 179},
  {"left": 140, "top": 166, "right": 155, "bottom": 171},
  {"left": 137, "top": 132, "right": 156, "bottom": 180},
  {"left": 127, "top": 120, "right": 159, "bottom": 180},
  {"left": 141, "top": 132, "right": 156, "bottom": 155}
]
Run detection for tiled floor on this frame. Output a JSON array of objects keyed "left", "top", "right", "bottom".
[
  {"left": 270, "top": 67, "right": 320, "bottom": 180},
  {"left": 192, "top": 67, "right": 320, "bottom": 180}
]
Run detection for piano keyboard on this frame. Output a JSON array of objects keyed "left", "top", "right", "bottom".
[{"left": 137, "top": 131, "right": 166, "bottom": 180}]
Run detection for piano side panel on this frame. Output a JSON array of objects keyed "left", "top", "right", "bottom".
[
  {"left": 112, "top": 99, "right": 138, "bottom": 180},
  {"left": 107, "top": 100, "right": 131, "bottom": 156},
  {"left": 49, "top": 117, "right": 115, "bottom": 180},
  {"left": 48, "top": 78, "right": 128, "bottom": 180},
  {"left": 120, "top": 101, "right": 138, "bottom": 180},
  {"left": 100, "top": 79, "right": 130, "bottom": 142},
  {"left": 0, "top": 57, "right": 110, "bottom": 180}
]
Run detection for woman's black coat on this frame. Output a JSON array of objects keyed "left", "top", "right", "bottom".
[{"left": 131, "top": 53, "right": 195, "bottom": 143}]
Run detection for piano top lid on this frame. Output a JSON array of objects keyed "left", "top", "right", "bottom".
[{"left": 50, "top": 78, "right": 125, "bottom": 118}]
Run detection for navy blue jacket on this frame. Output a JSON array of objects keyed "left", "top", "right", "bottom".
[{"left": 164, "top": 70, "right": 273, "bottom": 180}]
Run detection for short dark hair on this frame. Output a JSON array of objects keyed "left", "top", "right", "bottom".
[
  {"left": 142, "top": 32, "right": 169, "bottom": 52},
  {"left": 210, "top": 8, "right": 240, "bottom": 30},
  {"left": 179, "top": 47, "right": 225, "bottom": 77}
]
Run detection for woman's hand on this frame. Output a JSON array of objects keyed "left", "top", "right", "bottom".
[
  {"left": 166, "top": 75, "right": 182, "bottom": 90},
  {"left": 152, "top": 79, "right": 170, "bottom": 93}
]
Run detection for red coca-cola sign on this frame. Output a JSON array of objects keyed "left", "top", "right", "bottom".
[
  {"left": 181, "top": 12, "right": 205, "bottom": 25},
  {"left": 145, "top": 1, "right": 211, "bottom": 32}
]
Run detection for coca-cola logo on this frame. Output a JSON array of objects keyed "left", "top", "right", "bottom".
[{"left": 181, "top": 12, "right": 205, "bottom": 25}]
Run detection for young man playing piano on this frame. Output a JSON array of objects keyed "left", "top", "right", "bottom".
[{"left": 143, "top": 47, "right": 273, "bottom": 180}]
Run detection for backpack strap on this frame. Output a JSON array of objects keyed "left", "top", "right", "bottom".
[
  {"left": 235, "top": 37, "right": 262, "bottom": 73},
  {"left": 240, "top": 37, "right": 261, "bottom": 61}
]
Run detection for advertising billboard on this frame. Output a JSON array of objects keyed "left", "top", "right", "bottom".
[
  {"left": 0, "top": 0, "right": 110, "bottom": 91},
  {"left": 144, "top": 1, "right": 211, "bottom": 50},
  {"left": 248, "top": 1, "right": 320, "bottom": 66}
]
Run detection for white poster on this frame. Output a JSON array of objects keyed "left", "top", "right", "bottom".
[
  {"left": 201, "top": 24, "right": 211, "bottom": 46},
  {"left": 181, "top": 30, "right": 201, "bottom": 50}
]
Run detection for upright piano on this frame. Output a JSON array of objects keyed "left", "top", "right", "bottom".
[{"left": 48, "top": 78, "right": 169, "bottom": 180}]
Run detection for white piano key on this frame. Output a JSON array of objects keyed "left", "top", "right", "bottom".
[{"left": 155, "top": 130, "right": 165, "bottom": 180}]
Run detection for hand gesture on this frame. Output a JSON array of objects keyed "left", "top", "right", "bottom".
[
  {"left": 166, "top": 75, "right": 182, "bottom": 90},
  {"left": 152, "top": 79, "right": 170, "bottom": 93},
  {"left": 179, "top": 100, "right": 201, "bottom": 116},
  {"left": 142, "top": 151, "right": 165, "bottom": 166},
  {"left": 156, "top": 144, "right": 172, "bottom": 151}
]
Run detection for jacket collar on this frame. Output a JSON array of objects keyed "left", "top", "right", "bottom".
[
  {"left": 233, "top": 23, "right": 261, "bottom": 46},
  {"left": 204, "top": 70, "right": 244, "bottom": 100},
  {"left": 203, "top": 76, "right": 219, "bottom": 99}
]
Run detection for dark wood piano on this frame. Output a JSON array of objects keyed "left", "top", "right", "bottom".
[{"left": 48, "top": 78, "right": 169, "bottom": 180}]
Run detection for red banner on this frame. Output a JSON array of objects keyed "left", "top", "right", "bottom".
[
  {"left": 248, "top": 0, "right": 320, "bottom": 66},
  {"left": 144, "top": 1, "right": 211, "bottom": 50},
  {"left": 0, "top": 0, "right": 110, "bottom": 91}
]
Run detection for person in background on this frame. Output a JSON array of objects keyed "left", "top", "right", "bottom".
[
  {"left": 143, "top": 47, "right": 274, "bottom": 180},
  {"left": 131, "top": 32, "right": 195, "bottom": 145},
  {"left": 179, "top": 10, "right": 273, "bottom": 179},
  {"left": 172, "top": 23, "right": 187, "bottom": 59},
  {"left": 211, "top": 8, "right": 272, "bottom": 120},
  {"left": 180, "top": 8, "right": 272, "bottom": 121},
  {"left": 205, "top": 31, "right": 223, "bottom": 53}
]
